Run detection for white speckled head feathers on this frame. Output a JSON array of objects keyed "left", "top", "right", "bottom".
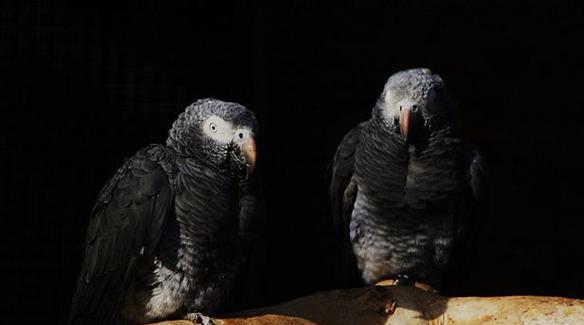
[
  {"left": 166, "top": 98, "right": 258, "bottom": 163},
  {"left": 375, "top": 68, "right": 453, "bottom": 134}
]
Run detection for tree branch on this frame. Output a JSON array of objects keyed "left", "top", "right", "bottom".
[{"left": 146, "top": 283, "right": 584, "bottom": 325}]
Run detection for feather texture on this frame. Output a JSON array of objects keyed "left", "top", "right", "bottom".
[
  {"left": 71, "top": 99, "right": 260, "bottom": 324},
  {"left": 329, "top": 69, "right": 486, "bottom": 290},
  {"left": 330, "top": 119, "right": 484, "bottom": 289},
  {"left": 70, "top": 145, "right": 176, "bottom": 325}
]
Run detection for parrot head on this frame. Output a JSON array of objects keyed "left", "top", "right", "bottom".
[
  {"left": 167, "top": 98, "right": 258, "bottom": 180},
  {"left": 377, "top": 68, "right": 454, "bottom": 144}
]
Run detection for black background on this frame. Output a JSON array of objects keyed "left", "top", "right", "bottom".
[{"left": 2, "top": 1, "right": 584, "bottom": 324}]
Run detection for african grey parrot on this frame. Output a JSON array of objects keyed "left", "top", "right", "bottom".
[
  {"left": 329, "top": 68, "right": 485, "bottom": 290},
  {"left": 70, "top": 98, "right": 260, "bottom": 325}
]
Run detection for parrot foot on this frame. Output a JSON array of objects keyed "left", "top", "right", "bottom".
[
  {"left": 393, "top": 274, "right": 414, "bottom": 286},
  {"left": 413, "top": 282, "right": 439, "bottom": 294},
  {"left": 376, "top": 276, "right": 438, "bottom": 293},
  {"left": 185, "top": 312, "right": 217, "bottom": 325},
  {"left": 393, "top": 274, "right": 439, "bottom": 293}
]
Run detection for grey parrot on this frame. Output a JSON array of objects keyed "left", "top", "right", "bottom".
[
  {"left": 329, "top": 68, "right": 485, "bottom": 290},
  {"left": 70, "top": 98, "right": 260, "bottom": 325}
]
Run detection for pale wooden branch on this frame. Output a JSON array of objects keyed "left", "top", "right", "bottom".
[{"left": 147, "top": 282, "right": 584, "bottom": 325}]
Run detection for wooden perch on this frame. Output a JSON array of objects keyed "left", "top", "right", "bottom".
[{"left": 147, "top": 282, "right": 584, "bottom": 325}]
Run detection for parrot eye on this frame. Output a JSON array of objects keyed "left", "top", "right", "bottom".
[
  {"left": 238, "top": 132, "right": 244, "bottom": 139},
  {"left": 203, "top": 115, "right": 235, "bottom": 143},
  {"left": 411, "top": 105, "right": 418, "bottom": 112}
]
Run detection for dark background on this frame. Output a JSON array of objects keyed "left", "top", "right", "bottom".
[{"left": 2, "top": 1, "right": 584, "bottom": 324}]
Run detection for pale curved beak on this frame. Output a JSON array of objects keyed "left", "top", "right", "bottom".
[
  {"left": 400, "top": 109, "right": 412, "bottom": 140},
  {"left": 243, "top": 137, "right": 256, "bottom": 176},
  {"left": 399, "top": 108, "right": 417, "bottom": 143}
]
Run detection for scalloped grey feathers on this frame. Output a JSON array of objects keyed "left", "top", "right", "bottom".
[
  {"left": 329, "top": 69, "right": 486, "bottom": 290},
  {"left": 70, "top": 99, "right": 260, "bottom": 325}
]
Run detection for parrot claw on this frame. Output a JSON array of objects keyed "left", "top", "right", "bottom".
[
  {"left": 393, "top": 274, "right": 414, "bottom": 286},
  {"left": 378, "top": 276, "right": 439, "bottom": 293},
  {"left": 185, "top": 312, "right": 217, "bottom": 325}
]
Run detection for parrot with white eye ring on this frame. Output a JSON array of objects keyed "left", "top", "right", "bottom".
[
  {"left": 70, "top": 98, "right": 260, "bottom": 325},
  {"left": 329, "top": 68, "right": 486, "bottom": 291}
]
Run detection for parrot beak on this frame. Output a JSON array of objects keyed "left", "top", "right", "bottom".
[
  {"left": 400, "top": 108, "right": 417, "bottom": 144},
  {"left": 243, "top": 137, "right": 256, "bottom": 178}
]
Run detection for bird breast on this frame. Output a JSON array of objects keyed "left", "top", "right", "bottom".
[{"left": 143, "top": 259, "right": 192, "bottom": 320}]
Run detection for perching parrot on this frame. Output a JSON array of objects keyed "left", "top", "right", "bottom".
[
  {"left": 70, "top": 98, "right": 260, "bottom": 325},
  {"left": 329, "top": 68, "right": 485, "bottom": 290}
]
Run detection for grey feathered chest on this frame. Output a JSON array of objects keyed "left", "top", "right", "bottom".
[
  {"left": 350, "top": 124, "right": 469, "bottom": 285},
  {"left": 121, "top": 156, "right": 243, "bottom": 324}
]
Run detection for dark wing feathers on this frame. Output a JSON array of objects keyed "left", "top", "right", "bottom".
[
  {"left": 457, "top": 145, "right": 487, "bottom": 244},
  {"left": 469, "top": 148, "right": 486, "bottom": 202},
  {"left": 329, "top": 121, "right": 366, "bottom": 238},
  {"left": 443, "top": 145, "right": 486, "bottom": 292},
  {"left": 328, "top": 121, "right": 367, "bottom": 286},
  {"left": 459, "top": 146, "right": 487, "bottom": 238},
  {"left": 70, "top": 145, "right": 175, "bottom": 325}
]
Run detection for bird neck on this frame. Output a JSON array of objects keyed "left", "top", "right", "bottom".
[{"left": 174, "top": 156, "right": 241, "bottom": 243}]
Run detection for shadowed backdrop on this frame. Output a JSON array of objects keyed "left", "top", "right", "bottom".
[{"left": 1, "top": 1, "right": 583, "bottom": 324}]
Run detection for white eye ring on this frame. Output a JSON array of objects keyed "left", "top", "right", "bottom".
[{"left": 209, "top": 123, "right": 217, "bottom": 133}]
